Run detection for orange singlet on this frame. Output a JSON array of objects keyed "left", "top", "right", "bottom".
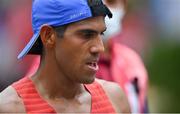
[{"left": 12, "top": 77, "right": 116, "bottom": 113}]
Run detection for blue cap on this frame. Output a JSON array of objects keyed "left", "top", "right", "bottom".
[{"left": 18, "top": 0, "right": 112, "bottom": 59}]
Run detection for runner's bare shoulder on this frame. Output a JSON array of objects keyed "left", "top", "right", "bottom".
[
  {"left": 96, "top": 78, "right": 131, "bottom": 113},
  {"left": 0, "top": 86, "right": 25, "bottom": 113}
]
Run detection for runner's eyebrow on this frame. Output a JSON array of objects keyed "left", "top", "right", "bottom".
[
  {"left": 102, "top": 28, "right": 107, "bottom": 33},
  {"left": 76, "top": 28, "right": 107, "bottom": 34},
  {"left": 77, "top": 29, "right": 98, "bottom": 34}
]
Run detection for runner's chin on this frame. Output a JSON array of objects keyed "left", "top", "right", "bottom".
[{"left": 82, "top": 76, "right": 95, "bottom": 84}]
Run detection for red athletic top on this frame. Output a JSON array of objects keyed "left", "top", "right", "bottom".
[{"left": 12, "top": 77, "right": 116, "bottom": 113}]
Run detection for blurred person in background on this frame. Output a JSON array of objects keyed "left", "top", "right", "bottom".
[
  {"left": 0, "top": 0, "right": 131, "bottom": 113},
  {"left": 0, "top": 0, "right": 35, "bottom": 91},
  {"left": 96, "top": 0, "right": 149, "bottom": 113}
]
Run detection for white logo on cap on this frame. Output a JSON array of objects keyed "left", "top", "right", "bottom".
[{"left": 69, "top": 12, "right": 87, "bottom": 19}]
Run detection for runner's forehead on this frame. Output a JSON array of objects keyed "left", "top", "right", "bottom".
[
  {"left": 65, "top": 16, "right": 106, "bottom": 32},
  {"left": 104, "top": 0, "right": 126, "bottom": 5}
]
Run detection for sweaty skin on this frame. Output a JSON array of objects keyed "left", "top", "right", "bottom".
[
  {"left": 0, "top": 16, "right": 131, "bottom": 113},
  {"left": 0, "top": 80, "right": 130, "bottom": 113}
]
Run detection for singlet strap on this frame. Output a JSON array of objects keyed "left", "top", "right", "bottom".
[
  {"left": 84, "top": 80, "right": 116, "bottom": 113},
  {"left": 12, "top": 77, "right": 56, "bottom": 113}
]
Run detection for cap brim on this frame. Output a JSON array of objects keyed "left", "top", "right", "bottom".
[{"left": 18, "top": 32, "right": 40, "bottom": 59}]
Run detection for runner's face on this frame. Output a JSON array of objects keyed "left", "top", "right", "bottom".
[{"left": 54, "top": 16, "right": 106, "bottom": 84}]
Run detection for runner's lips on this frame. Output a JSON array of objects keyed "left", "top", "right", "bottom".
[{"left": 86, "top": 61, "right": 99, "bottom": 71}]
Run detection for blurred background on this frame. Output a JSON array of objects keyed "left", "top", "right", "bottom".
[{"left": 0, "top": 0, "right": 180, "bottom": 112}]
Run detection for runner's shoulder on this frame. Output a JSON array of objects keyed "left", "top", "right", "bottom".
[
  {"left": 95, "top": 78, "right": 131, "bottom": 113},
  {"left": 0, "top": 86, "right": 25, "bottom": 113}
]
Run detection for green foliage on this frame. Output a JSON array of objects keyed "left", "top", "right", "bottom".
[{"left": 147, "top": 41, "right": 180, "bottom": 112}]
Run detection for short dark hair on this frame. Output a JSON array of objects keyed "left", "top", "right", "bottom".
[
  {"left": 28, "top": 24, "right": 69, "bottom": 55},
  {"left": 53, "top": 24, "right": 69, "bottom": 38}
]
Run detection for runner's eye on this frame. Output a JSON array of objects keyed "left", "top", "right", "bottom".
[
  {"left": 83, "top": 32, "right": 97, "bottom": 39},
  {"left": 101, "top": 32, "right": 104, "bottom": 36},
  {"left": 78, "top": 29, "right": 98, "bottom": 39}
]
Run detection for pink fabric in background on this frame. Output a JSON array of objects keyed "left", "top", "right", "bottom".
[{"left": 96, "top": 40, "right": 148, "bottom": 112}]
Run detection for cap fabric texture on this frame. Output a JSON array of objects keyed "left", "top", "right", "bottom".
[{"left": 18, "top": 0, "right": 112, "bottom": 59}]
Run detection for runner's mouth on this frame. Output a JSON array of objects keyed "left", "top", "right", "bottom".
[{"left": 86, "top": 62, "right": 99, "bottom": 71}]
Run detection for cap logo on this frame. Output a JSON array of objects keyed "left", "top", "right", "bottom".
[{"left": 69, "top": 12, "right": 88, "bottom": 20}]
